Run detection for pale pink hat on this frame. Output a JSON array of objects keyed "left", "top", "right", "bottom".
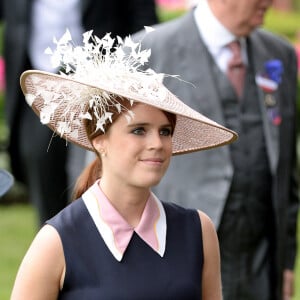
[{"left": 20, "top": 30, "right": 237, "bottom": 155}]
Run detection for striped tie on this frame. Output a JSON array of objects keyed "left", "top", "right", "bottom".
[{"left": 226, "top": 40, "right": 246, "bottom": 98}]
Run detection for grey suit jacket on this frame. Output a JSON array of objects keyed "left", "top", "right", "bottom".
[{"left": 133, "top": 10, "right": 299, "bottom": 292}]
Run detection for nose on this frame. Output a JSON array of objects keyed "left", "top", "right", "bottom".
[{"left": 148, "top": 131, "right": 164, "bottom": 149}]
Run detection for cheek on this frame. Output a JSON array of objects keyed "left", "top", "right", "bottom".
[
  {"left": 167, "top": 146, "right": 173, "bottom": 159},
  {"left": 109, "top": 138, "right": 139, "bottom": 160},
  {"left": 165, "top": 138, "right": 173, "bottom": 155}
]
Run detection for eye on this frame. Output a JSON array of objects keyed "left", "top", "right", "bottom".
[
  {"left": 160, "top": 127, "right": 173, "bottom": 136},
  {"left": 132, "top": 127, "right": 145, "bottom": 135}
]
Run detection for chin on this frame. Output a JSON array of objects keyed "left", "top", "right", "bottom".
[
  {"left": 132, "top": 178, "right": 162, "bottom": 189},
  {"left": 238, "top": 25, "right": 257, "bottom": 37},
  {"left": 151, "top": 179, "right": 162, "bottom": 187},
  {"left": 144, "top": 177, "right": 163, "bottom": 188},
  {"left": 252, "top": 15, "right": 265, "bottom": 27}
]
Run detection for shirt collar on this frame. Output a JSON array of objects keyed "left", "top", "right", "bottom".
[
  {"left": 82, "top": 180, "right": 167, "bottom": 262},
  {"left": 194, "top": 0, "right": 247, "bottom": 69},
  {"left": 194, "top": 0, "right": 235, "bottom": 51}
]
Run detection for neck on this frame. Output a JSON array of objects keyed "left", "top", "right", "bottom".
[
  {"left": 99, "top": 179, "right": 150, "bottom": 227},
  {"left": 208, "top": 1, "right": 242, "bottom": 37}
]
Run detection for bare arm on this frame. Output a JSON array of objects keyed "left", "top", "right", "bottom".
[
  {"left": 11, "top": 224, "right": 65, "bottom": 300},
  {"left": 198, "top": 211, "right": 222, "bottom": 300}
]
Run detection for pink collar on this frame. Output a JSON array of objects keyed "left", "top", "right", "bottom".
[{"left": 82, "top": 180, "right": 167, "bottom": 261}]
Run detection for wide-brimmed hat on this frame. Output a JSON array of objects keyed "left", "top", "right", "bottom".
[
  {"left": 20, "top": 30, "right": 237, "bottom": 155},
  {"left": 0, "top": 169, "right": 14, "bottom": 197}
]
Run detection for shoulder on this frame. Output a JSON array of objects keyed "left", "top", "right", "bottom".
[
  {"left": 196, "top": 211, "right": 219, "bottom": 262},
  {"left": 252, "top": 28, "right": 296, "bottom": 55},
  {"left": 162, "top": 201, "right": 199, "bottom": 218},
  {"left": 162, "top": 201, "right": 201, "bottom": 222},
  {"left": 47, "top": 198, "right": 85, "bottom": 224},
  {"left": 163, "top": 203, "right": 216, "bottom": 233},
  {"left": 255, "top": 28, "right": 292, "bottom": 46},
  {"left": 251, "top": 29, "right": 297, "bottom": 78},
  {"left": 11, "top": 224, "right": 65, "bottom": 298},
  {"left": 133, "top": 10, "right": 195, "bottom": 46},
  {"left": 197, "top": 210, "right": 217, "bottom": 240},
  {"left": 29, "top": 224, "right": 63, "bottom": 255},
  {"left": 197, "top": 211, "right": 222, "bottom": 299},
  {"left": 46, "top": 198, "right": 88, "bottom": 237},
  {"left": 162, "top": 202, "right": 203, "bottom": 235}
]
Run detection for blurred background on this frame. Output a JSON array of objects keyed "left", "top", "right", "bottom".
[{"left": 0, "top": 0, "right": 300, "bottom": 299}]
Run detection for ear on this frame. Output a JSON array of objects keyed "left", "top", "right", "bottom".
[{"left": 92, "top": 134, "right": 107, "bottom": 155}]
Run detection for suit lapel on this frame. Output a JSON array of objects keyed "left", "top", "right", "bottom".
[
  {"left": 181, "top": 24, "right": 280, "bottom": 176},
  {"left": 248, "top": 33, "right": 279, "bottom": 175},
  {"left": 167, "top": 12, "right": 226, "bottom": 127},
  {"left": 160, "top": 12, "right": 233, "bottom": 227}
]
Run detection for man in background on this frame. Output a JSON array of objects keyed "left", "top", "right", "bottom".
[
  {"left": 0, "top": 0, "right": 158, "bottom": 225},
  {"left": 134, "top": 0, "right": 299, "bottom": 299}
]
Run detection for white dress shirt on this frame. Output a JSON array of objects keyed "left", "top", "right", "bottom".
[{"left": 193, "top": 0, "right": 247, "bottom": 73}]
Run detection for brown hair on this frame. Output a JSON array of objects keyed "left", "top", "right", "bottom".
[{"left": 72, "top": 97, "right": 176, "bottom": 200}]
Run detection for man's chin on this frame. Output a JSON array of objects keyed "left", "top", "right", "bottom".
[{"left": 253, "top": 15, "right": 266, "bottom": 27}]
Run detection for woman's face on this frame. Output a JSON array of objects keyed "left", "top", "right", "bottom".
[{"left": 92, "top": 103, "right": 174, "bottom": 189}]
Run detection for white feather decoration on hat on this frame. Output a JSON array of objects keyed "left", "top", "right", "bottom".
[
  {"left": 20, "top": 29, "right": 237, "bottom": 153},
  {"left": 43, "top": 28, "right": 167, "bottom": 136}
]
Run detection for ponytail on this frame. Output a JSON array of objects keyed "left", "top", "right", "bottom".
[
  {"left": 72, "top": 158, "right": 102, "bottom": 200},
  {"left": 73, "top": 98, "right": 125, "bottom": 200}
]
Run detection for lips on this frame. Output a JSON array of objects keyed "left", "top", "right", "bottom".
[{"left": 141, "top": 158, "right": 164, "bottom": 163}]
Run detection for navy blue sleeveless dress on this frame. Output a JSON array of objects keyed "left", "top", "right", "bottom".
[{"left": 46, "top": 198, "right": 203, "bottom": 299}]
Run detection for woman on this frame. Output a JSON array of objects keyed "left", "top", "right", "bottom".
[{"left": 11, "top": 30, "right": 237, "bottom": 299}]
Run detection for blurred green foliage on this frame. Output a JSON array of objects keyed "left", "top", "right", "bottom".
[
  {"left": 264, "top": 8, "right": 300, "bottom": 42},
  {"left": 294, "top": 0, "right": 300, "bottom": 11},
  {"left": 157, "top": 7, "right": 300, "bottom": 43},
  {"left": 0, "top": 205, "right": 36, "bottom": 299},
  {"left": 156, "top": 7, "right": 185, "bottom": 23}
]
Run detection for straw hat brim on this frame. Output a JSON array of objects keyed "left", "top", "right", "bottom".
[{"left": 20, "top": 70, "right": 237, "bottom": 155}]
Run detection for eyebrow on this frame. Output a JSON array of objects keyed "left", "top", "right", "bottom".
[{"left": 127, "top": 122, "right": 172, "bottom": 128}]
